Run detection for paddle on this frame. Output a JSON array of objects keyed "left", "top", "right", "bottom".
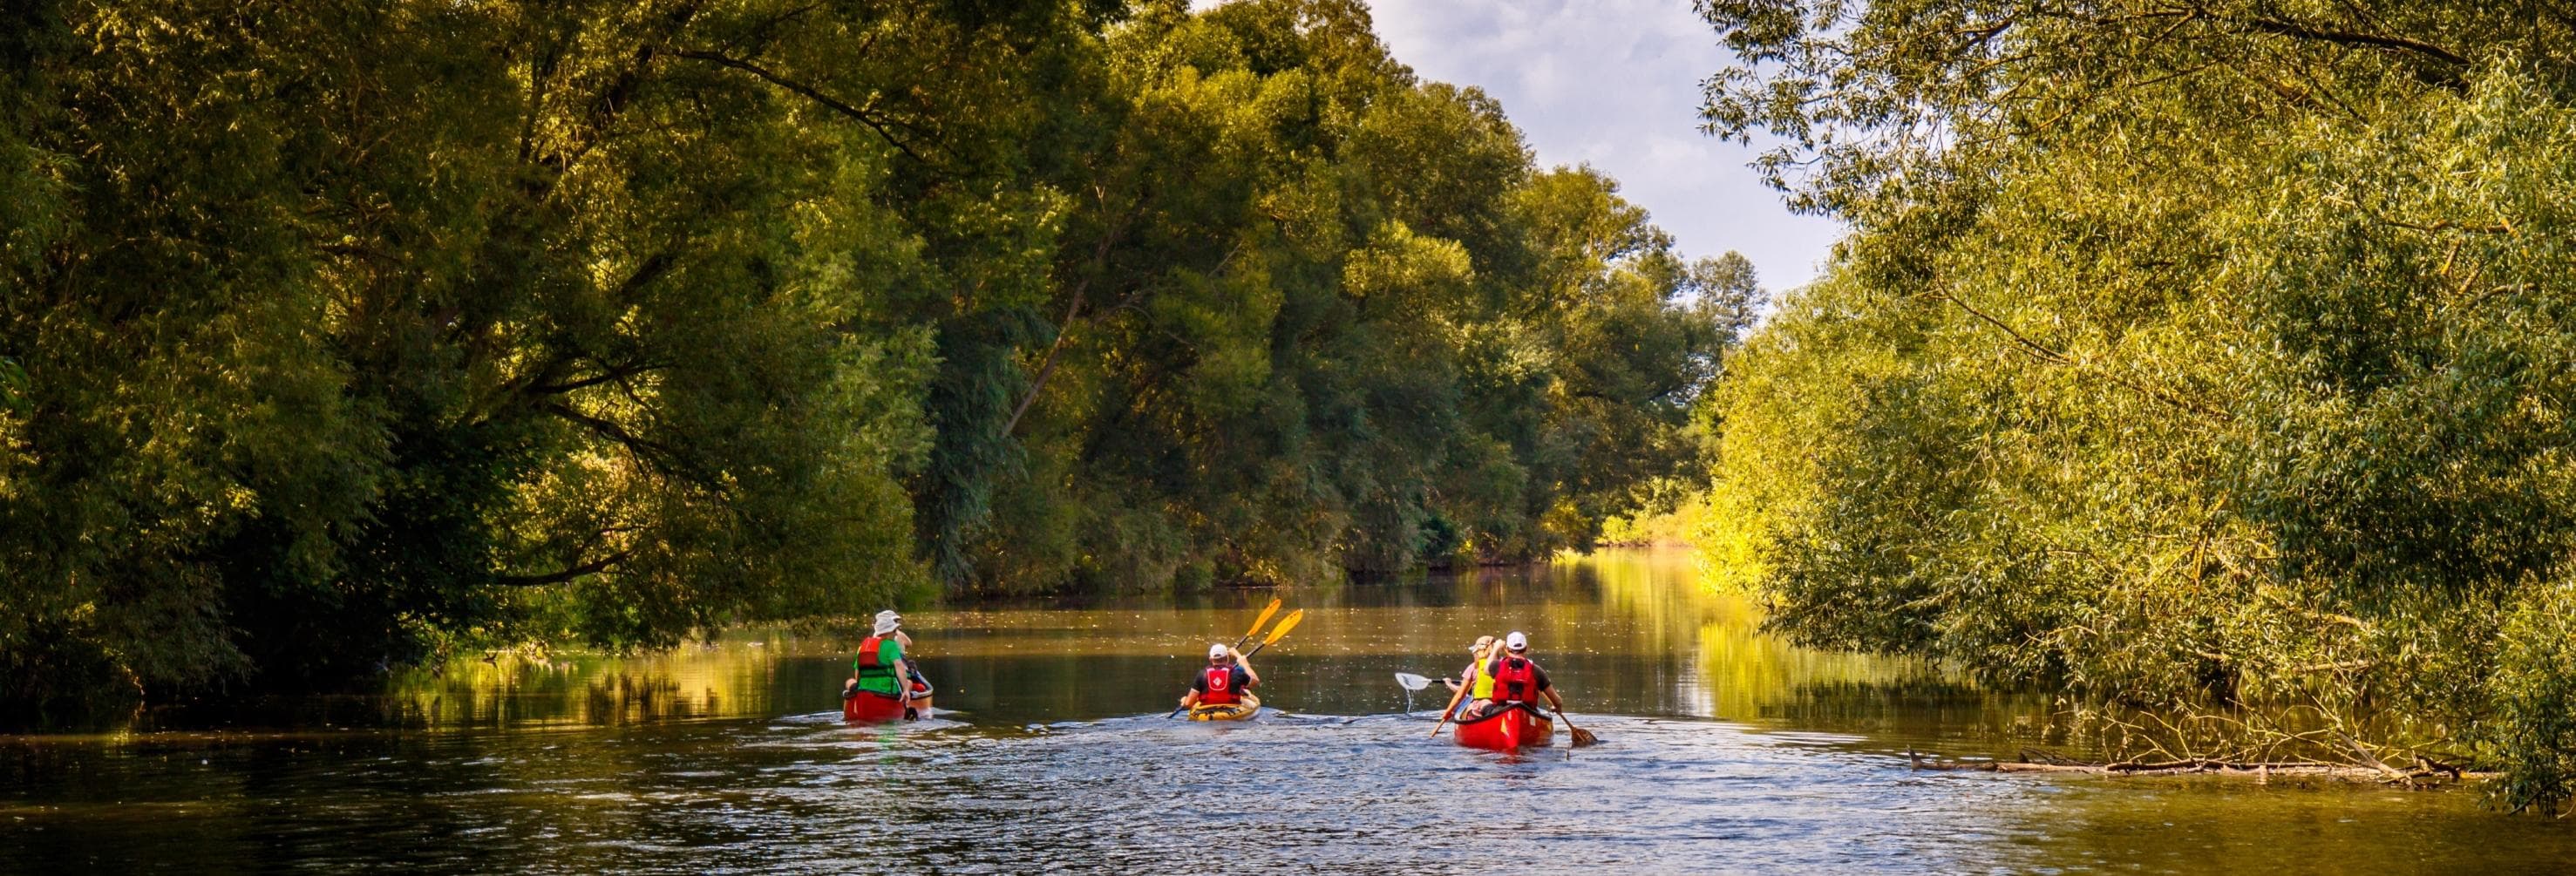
[
  {"left": 1429, "top": 660, "right": 1474, "bottom": 738},
  {"left": 1229, "top": 597, "right": 1284, "bottom": 653},
  {"left": 1547, "top": 701, "right": 1601, "bottom": 747},
  {"left": 1394, "top": 672, "right": 1437, "bottom": 713},
  {"left": 1238, "top": 608, "right": 1303, "bottom": 659}
]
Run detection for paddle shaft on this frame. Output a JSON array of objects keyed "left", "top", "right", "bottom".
[
  {"left": 1429, "top": 649, "right": 1479, "bottom": 737},
  {"left": 1228, "top": 598, "right": 1283, "bottom": 653},
  {"left": 1547, "top": 700, "right": 1597, "bottom": 746}
]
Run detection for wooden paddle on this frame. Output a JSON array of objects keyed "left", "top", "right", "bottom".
[
  {"left": 1238, "top": 608, "right": 1303, "bottom": 659},
  {"left": 1548, "top": 700, "right": 1600, "bottom": 747},
  {"left": 1429, "top": 649, "right": 1478, "bottom": 738}
]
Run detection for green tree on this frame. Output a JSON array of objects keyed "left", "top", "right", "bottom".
[{"left": 1696, "top": 0, "right": 2576, "bottom": 811}]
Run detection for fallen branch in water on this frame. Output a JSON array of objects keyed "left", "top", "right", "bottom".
[{"left": 1903, "top": 747, "right": 2496, "bottom": 784}]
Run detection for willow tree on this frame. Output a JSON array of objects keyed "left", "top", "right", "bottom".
[{"left": 1696, "top": 0, "right": 2576, "bottom": 811}]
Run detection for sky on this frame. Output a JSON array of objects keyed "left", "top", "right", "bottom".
[{"left": 1359, "top": 0, "right": 1844, "bottom": 291}]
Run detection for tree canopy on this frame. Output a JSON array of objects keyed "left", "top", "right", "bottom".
[{"left": 0, "top": 0, "right": 1740, "bottom": 720}]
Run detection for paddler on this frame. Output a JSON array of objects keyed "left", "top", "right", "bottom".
[
  {"left": 875, "top": 609, "right": 936, "bottom": 707},
  {"left": 1472, "top": 630, "right": 1562, "bottom": 718},
  {"left": 1449, "top": 635, "right": 1499, "bottom": 718},
  {"left": 844, "top": 609, "right": 922, "bottom": 718},
  {"left": 1177, "top": 642, "right": 1260, "bottom": 711}
]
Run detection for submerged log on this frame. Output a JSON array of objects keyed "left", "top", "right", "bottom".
[{"left": 1901, "top": 748, "right": 2495, "bottom": 784}]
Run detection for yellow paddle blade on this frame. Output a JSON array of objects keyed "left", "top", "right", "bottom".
[
  {"left": 1242, "top": 597, "right": 1283, "bottom": 642},
  {"left": 1262, "top": 608, "right": 1305, "bottom": 645}
]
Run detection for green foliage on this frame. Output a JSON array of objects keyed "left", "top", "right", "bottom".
[
  {"left": 0, "top": 0, "right": 1733, "bottom": 720},
  {"left": 944, "top": 1, "right": 1745, "bottom": 590},
  {"left": 1696, "top": 0, "right": 2576, "bottom": 811}
]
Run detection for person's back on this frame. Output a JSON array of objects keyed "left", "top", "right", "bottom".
[
  {"left": 1483, "top": 631, "right": 1554, "bottom": 714},
  {"left": 1181, "top": 643, "right": 1259, "bottom": 711},
  {"left": 853, "top": 633, "right": 905, "bottom": 696}
]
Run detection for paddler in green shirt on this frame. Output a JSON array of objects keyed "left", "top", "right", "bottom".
[{"left": 844, "top": 609, "right": 918, "bottom": 717}]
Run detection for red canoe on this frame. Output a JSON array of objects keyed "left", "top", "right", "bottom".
[
  {"left": 843, "top": 676, "right": 935, "bottom": 723},
  {"left": 1452, "top": 703, "right": 1555, "bottom": 751},
  {"left": 844, "top": 690, "right": 907, "bottom": 723}
]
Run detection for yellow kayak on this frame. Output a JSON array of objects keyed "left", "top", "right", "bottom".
[{"left": 1188, "top": 693, "right": 1261, "bottom": 722}]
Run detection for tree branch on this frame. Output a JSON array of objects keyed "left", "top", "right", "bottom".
[
  {"left": 493, "top": 547, "right": 636, "bottom": 587},
  {"left": 1932, "top": 290, "right": 2232, "bottom": 420},
  {"left": 668, "top": 49, "right": 937, "bottom": 166}
]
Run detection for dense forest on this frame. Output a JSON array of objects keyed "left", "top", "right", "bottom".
[
  {"left": 1694, "top": 1, "right": 2576, "bottom": 812},
  {"left": 0, "top": 0, "right": 1751, "bottom": 717}
]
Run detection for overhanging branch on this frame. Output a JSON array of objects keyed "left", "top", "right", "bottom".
[{"left": 669, "top": 49, "right": 937, "bottom": 166}]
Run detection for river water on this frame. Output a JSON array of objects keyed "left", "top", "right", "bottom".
[{"left": 4, "top": 550, "right": 2571, "bottom": 873}]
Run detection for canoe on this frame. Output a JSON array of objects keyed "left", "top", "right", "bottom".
[
  {"left": 1452, "top": 702, "right": 1553, "bottom": 750},
  {"left": 1188, "top": 692, "right": 1261, "bottom": 722},
  {"left": 842, "top": 677, "right": 934, "bottom": 723}
]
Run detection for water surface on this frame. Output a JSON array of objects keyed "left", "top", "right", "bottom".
[{"left": 5, "top": 550, "right": 2569, "bottom": 873}]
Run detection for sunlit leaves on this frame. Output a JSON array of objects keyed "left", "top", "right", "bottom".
[{"left": 1698, "top": 0, "right": 2576, "bottom": 811}]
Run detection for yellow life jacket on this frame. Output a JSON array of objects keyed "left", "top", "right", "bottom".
[{"left": 1469, "top": 655, "right": 1498, "bottom": 699}]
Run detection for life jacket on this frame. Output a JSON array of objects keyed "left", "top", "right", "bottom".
[
  {"left": 1490, "top": 655, "right": 1539, "bottom": 704},
  {"left": 1200, "top": 665, "right": 1242, "bottom": 705},
  {"left": 1469, "top": 656, "right": 1498, "bottom": 700},
  {"left": 856, "top": 635, "right": 894, "bottom": 681}
]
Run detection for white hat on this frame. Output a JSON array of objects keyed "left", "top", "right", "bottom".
[
  {"left": 873, "top": 610, "right": 901, "bottom": 636},
  {"left": 1208, "top": 642, "right": 1231, "bottom": 660},
  {"left": 1505, "top": 631, "right": 1528, "bottom": 652}
]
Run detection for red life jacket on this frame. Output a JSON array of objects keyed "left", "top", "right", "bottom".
[
  {"left": 1490, "top": 655, "right": 1539, "bottom": 703},
  {"left": 856, "top": 635, "right": 894, "bottom": 682},
  {"left": 1200, "top": 665, "right": 1241, "bottom": 705}
]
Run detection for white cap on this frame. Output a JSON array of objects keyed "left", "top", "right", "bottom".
[
  {"left": 873, "top": 610, "right": 901, "bottom": 636},
  {"left": 1505, "top": 631, "right": 1528, "bottom": 652},
  {"left": 1208, "top": 642, "right": 1231, "bottom": 660}
]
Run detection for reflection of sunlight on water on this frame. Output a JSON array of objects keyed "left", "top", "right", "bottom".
[{"left": 14, "top": 549, "right": 2576, "bottom": 873}]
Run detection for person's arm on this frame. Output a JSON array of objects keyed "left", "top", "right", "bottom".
[
  {"left": 1233, "top": 649, "right": 1259, "bottom": 687},
  {"left": 1181, "top": 671, "right": 1206, "bottom": 707},
  {"left": 1537, "top": 664, "right": 1564, "bottom": 710},
  {"left": 894, "top": 629, "right": 914, "bottom": 648}
]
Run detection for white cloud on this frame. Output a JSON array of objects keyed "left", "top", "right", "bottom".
[{"left": 1368, "top": 0, "right": 1840, "bottom": 289}]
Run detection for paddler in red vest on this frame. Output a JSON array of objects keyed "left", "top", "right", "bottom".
[
  {"left": 843, "top": 610, "right": 920, "bottom": 718},
  {"left": 1178, "top": 642, "right": 1260, "bottom": 710},
  {"left": 1476, "top": 630, "right": 1561, "bottom": 718}
]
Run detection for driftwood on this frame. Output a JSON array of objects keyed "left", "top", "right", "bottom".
[{"left": 1903, "top": 747, "right": 2495, "bottom": 785}]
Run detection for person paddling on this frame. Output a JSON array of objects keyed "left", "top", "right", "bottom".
[
  {"left": 1450, "top": 635, "right": 1499, "bottom": 718},
  {"left": 874, "top": 609, "right": 936, "bottom": 708},
  {"left": 1178, "top": 642, "right": 1260, "bottom": 712},
  {"left": 1474, "top": 631, "right": 1562, "bottom": 719},
  {"left": 845, "top": 610, "right": 921, "bottom": 718}
]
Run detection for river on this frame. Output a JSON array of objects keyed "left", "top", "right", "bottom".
[{"left": 4, "top": 549, "right": 2569, "bottom": 873}]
